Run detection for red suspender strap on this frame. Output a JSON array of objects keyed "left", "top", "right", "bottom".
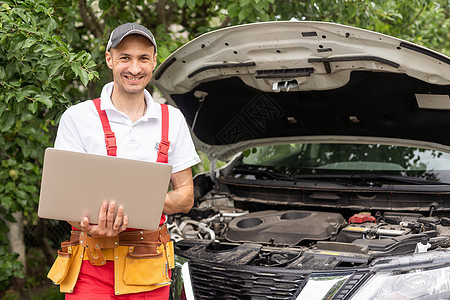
[
  {"left": 157, "top": 104, "right": 169, "bottom": 224},
  {"left": 93, "top": 98, "right": 169, "bottom": 226},
  {"left": 156, "top": 104, "right": 170, "bottom": 164},
  {"left": 92, "top": 98, "right": 117, "bottom": 157}
]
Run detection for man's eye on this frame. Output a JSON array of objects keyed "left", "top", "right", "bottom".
[{"left": 120, "top": 57, "right": 130, "bottom": 61}]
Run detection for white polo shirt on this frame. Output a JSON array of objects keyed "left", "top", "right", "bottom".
[{"left": 55, "top": 82, "right": 200, "bottom": 173}]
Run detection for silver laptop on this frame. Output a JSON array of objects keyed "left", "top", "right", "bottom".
[{"left": 38, "top": 148, "right": 172, "bottom": 230}]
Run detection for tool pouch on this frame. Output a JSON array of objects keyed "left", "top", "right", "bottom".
[
  {"left": 47, "top": 239, "right": 81, "bottom": 285},
  {"left": 123, "top": 242, "right": 169, "bottom": 286},
  {"left": 163, "top": 240, "right": 175, "bottom": 270}
]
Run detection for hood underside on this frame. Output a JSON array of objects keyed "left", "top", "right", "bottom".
[{"left": 152, "top": 21, "right": 450, "bottom": 161}]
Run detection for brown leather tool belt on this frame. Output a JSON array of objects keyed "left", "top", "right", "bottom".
[{"left": 58, "top": 225, "right": 170, "bottom": 266}]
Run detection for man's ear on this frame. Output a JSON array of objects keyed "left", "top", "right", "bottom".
[
  {"left": 105, "top": 51, "right": 113, "bottom": 69},
  {"left": 153, "top": 53, "right": 158, "bottom": 70}
]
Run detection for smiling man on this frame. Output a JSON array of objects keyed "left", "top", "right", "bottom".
[{"left": 47, "top": 23, "right": 200, "bottom": 299}]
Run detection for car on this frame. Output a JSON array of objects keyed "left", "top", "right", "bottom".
[{"left": 151, "top": 21, "right": 450, "bottom": 300}]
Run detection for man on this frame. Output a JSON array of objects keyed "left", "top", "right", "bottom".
[{"left": 47, "top": 23, "right": 200, "bottom": 299}]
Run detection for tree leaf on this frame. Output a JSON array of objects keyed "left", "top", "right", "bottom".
[
  {"left": 1, "top": 196, "right": 13, "bottom": 210},
  {"left": 45, "top": 17, "right": 57, "bottom": 32},
  {"left": 187, "top": 0, "right": 196, "bottom": 10},
  {"left": 99, "top": 0, "right": 111, "bottom": 10},
  {"left": 35, "top": 94, "right": 53, "bottom": 108},
  {"left": 15, "top": 91, "right": 26, "bottom": 102},
  {"left": 27, "top": 102, "right": 38, "bottom": 114},
  {"left": 238, "top": 8, "right": 249, "bottom": 21},
  {"left": 0, "top": 66, "right": 5, "bottom": 79},
  {"left": 227, "top": 3, "right": 239, "bottom": 17},
  {"left": 79, "top": 69, "right": 89, "bottom": 86},
  {"left": 21, "top": 85, "right": 39, "bottom": 94},
  {"left": 47, "top": 60, "right": 64, "bottom": 77},
  {"left": 5, "top": 182, "right": 15, "bottom": 194},
  {"left": 11, "top": 8, "right": 28, "bottom": 23},
  {"left": 70, "top": 61, "right": 81, "bottom": 77},
  {"left": 1, "top": 112, "right": 15, "bottom": 132},
  {"left": 239, "top": 0, "right": 250, "bottom": 6},
  {"left": 22, "top": 37, "right": 36, "bottom": 49},
  {"left": 22, "top": 185, "right": 37, "bottom": 193},
  {"left": 0, "top": 103, "right": 7, "bottom": 118},
  {"left": 14, "top": 189, "right": 27, "bottom": 199}
]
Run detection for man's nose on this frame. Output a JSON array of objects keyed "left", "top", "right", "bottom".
[{"left": 128, "top": 59, "right": 141, "bottom": 74}]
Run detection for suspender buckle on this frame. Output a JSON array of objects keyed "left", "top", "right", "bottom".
[
  {"left": 158, "top": 139, "right": 170, "bottom": 156},
  {"left": 105, "top": 133, "right": 117, "bottom": 149}
]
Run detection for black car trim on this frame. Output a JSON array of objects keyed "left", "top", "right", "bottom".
[
  {"left": 153, "top": 57, "right": 177, "bottom": 81},
  {"left": 308, "top": 56, "right": 400, "bottom": 73},
  {"left": 399, "top": 42, "right": 450, "bottom": 65},
  {"left": 335, "top": 271, "right": 372, "bottom": 300},
  {"left": 220, "top": 176, "right": 450, "bottom": 193},
  {"left": 301, "top": 31, "right": 318, "bottom": 37},
  {"left": 255, "top": 67, "right": 314, "bottom": 78},
  {"left": 219, "top": 177, "right": 450, "bottom": 212},
  {"left": 187, "top": 61, "right": 256, "bottom": 78}
]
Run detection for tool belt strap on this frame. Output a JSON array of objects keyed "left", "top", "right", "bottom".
[{"left": 64, "top": 225, "right": 170, "bottom": 266}]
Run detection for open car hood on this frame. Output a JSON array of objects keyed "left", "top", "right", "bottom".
[{"left": 152, "top": 21, "right": 450, "bottom": 161}]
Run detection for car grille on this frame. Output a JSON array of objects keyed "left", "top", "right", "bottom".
[
  {"left": 188, "top": 260, "right": 369, "bottom": 300},
  {"left": 189, "top": 260, "right": 307, "bottom": 300}
]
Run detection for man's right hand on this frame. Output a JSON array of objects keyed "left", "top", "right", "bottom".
[{"left": 69, "top": 201, "right": 128, "bottom": 237}]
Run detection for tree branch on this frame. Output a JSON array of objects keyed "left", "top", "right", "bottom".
[
  {"left": 156, "top": 0, "right": 168, "bottom": 27},
  {"left": 137, "top": 3, "right": 153, "bottom": 29},
  {"left": 403, "top": 3, "right": 426, "bottom": 31},
  {"left": 220, "top": 16, "right": 231, "bottom": 28},
  {"left": 78, "top": 0, "right": 103, "bottom": 38}
]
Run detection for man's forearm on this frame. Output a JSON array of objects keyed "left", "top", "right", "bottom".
[
  {"left": 163, "top": 185, "right": 194, "bottom": 215},
  {"left": 163, "top": 168, "right": 195, "bottom": 215}
]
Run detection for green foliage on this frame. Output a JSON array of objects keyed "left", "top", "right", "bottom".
[
  {"left": 0, "top": 245, "right": 24, "bottom": 291},
  {"left": 28, "top": 285, "right": 64, "bottom": 300},
  {"left": 0, "top": 0, "right": 98, "bottom": 293},
  {"left": 0, "top": 0, "right": 99, "bottom": 210},
  {"left": 191, "top": 152, "right": 226, "bottom": 175}
]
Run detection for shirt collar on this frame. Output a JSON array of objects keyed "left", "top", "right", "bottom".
[{"left": 99, "top": 82, "right": 161, "bottom": 119}]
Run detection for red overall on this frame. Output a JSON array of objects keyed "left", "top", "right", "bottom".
[{"left": 66, "top": 98, "right": 171, "bottom": 299}]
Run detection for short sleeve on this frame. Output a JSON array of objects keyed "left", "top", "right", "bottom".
[
  {"left": 54, "top": 106, "right": 86, "bottom": 152},
  {"left": 167, "top": 108, "right": 201, "bottom": 173}
]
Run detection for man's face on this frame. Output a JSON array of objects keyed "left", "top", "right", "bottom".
[{"left": 105, "top": 35, "right": 157, "bottom": 95}]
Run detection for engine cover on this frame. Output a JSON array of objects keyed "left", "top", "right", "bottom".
[{"left": 225, "top": 210, "right": 345, "bottom": 246}]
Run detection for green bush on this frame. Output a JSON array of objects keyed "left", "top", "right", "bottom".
[{"left": 0, "top": 0, "right": 98, "bottom": 292}]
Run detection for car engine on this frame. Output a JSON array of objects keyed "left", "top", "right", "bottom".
[{"left": 168, "top": 190, "right": 450, "bottom": 269}]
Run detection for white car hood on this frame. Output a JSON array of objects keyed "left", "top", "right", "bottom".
[{"left": 152, "top": 21, "right": 450, "bottom": 161}]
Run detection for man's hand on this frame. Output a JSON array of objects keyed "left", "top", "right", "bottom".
[{"left": 77, "top": 201, "right": 128, "bottom": 237}]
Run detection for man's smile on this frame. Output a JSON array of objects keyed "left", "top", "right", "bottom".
[{"left": 123, "top": 74, "right": 145, "bottom": 81}]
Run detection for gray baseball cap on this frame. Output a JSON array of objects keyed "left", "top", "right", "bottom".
[{"left": 106, "top": 23, "right": 157, "bottom": 52}]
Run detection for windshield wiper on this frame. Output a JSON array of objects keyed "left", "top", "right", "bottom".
[
  {"left": 292, "top": 174, "right": 448, "bottom": 185},
  {"left": 232, "top": 167, "right": 294, "bottom": 181}
]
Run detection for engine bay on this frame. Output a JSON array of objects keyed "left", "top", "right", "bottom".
[{"left": 168, "top": 191, "right": 450, "bottom": 270}]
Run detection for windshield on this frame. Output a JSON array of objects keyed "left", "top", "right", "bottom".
[{"left": 231, "top": 143, "right": 450, "bottom": 184}]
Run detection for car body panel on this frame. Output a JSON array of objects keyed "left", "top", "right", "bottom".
[
  {"left": 152, "top": 21, "right": 450, "bottom": 161},
  {"left": 152, "top": 21, "right": 450, "bottom": 300}
]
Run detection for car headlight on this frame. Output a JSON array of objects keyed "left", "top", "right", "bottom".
[
  {"left": 350, "top": 266, "right": 450, "bottom": 299},
  {"left": 350, "top": 252, "right": 450, "bottom": 300}
]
